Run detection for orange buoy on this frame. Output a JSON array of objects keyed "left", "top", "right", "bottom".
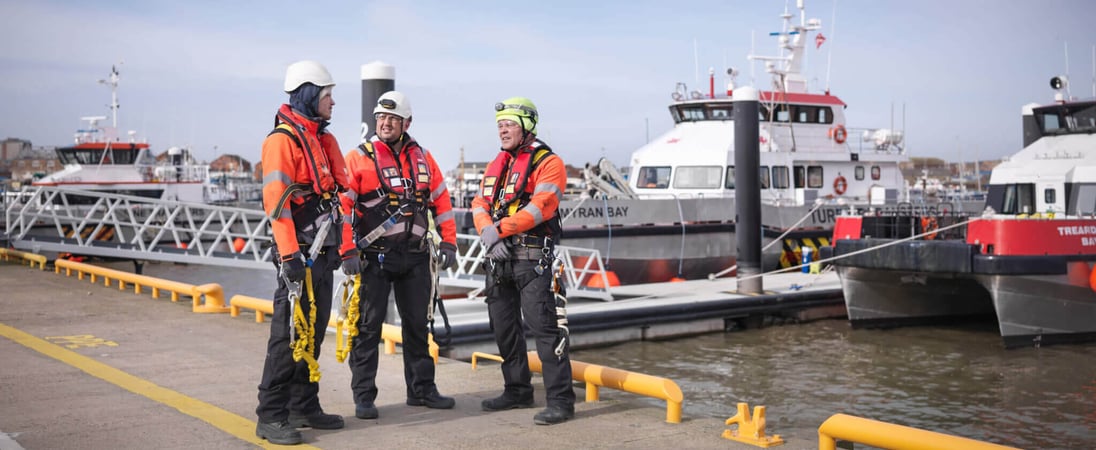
[
  {"left": 669, "top": 276, "right": 686, "bottom": 282},
  {"left": 1087, "top": 263, "right": 1096, "bottom": 292},
  {"left": 175, "top": 242, "right": 188, "bottom": 249},
  {"left": 233, "top": 237, "right": 246, "bottom": 253},
  {"left": 586, "top": 271, "right": 621, "bottom": 288}
]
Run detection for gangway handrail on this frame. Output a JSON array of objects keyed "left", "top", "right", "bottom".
[
  {"left": 443, "top": 233, "right": 614, "bottom": 301},
  {"left": 4, "top": 186, "right": 274, "bottom": 269},
  {"left": 818, "top": 413, "right": 1020, "bottom": 450}
]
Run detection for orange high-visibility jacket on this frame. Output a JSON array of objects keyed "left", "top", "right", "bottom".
[{"left": 261, "top": 105, "right": 349, "bottom": 259}]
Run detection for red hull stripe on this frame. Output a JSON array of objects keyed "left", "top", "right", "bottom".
[{"left": 968, "top": 219, "right": 1096, "bottom": 256}]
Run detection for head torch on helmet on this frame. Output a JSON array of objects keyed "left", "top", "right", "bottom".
[
  {"left": 379, "top": 98, "right": 397, "bottom": 110},
  {"left": 494, "top": 102, "right": 538, "bottom": 119}
]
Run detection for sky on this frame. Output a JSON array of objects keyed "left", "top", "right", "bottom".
[{"left": 2, "top": 0, "right": 1096, "bottom": 173}]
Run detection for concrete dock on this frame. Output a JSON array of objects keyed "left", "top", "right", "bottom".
[{"left": 0, "top": 259, "right": 814, "bottom": 449}]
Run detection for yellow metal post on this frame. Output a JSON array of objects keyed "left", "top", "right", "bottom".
[{"left": 722, "top": 402, "right": 784, "bottom": 447}]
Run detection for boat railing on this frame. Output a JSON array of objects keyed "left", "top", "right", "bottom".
[{"left": 858, "top": 209, "right": 972, "bottom": 241}]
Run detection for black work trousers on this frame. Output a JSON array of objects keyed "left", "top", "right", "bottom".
[
  {"left": 348, "top": 248, "right": 438, "bottom": 405},
  {"left": 256, "top": 248, "right": 337, "bottom": 422},
  {"left": 485, "top": 257, "right": 575, "bottom": 410}
]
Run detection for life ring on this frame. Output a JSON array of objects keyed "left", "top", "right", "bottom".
[
  {"left": 920, "top": 216, "right": 938, "bottom": 240},
  {"left": 829, "top": 125, "right": 847, "bottom": 144},
  {"left": 833, "top": 176, "right": 847, "bottom": 195}
]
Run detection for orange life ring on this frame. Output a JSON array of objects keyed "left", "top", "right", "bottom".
[
  {"left": 833, "top": 176, "right": 847, "bottom": 195},
  {"left": 829, "top": 125, "right": 847, "bottom": 144}
]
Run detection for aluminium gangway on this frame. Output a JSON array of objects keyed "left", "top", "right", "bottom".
[{"left": 2, "top": 186, "right": 614, "bottom": 300}]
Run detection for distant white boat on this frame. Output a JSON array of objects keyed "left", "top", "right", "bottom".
[{"left": 31, "top": 65, "right": 208, "bottom": 204}]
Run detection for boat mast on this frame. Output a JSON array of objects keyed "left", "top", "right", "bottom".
[{"left": 98, "top": 65, "right": 121, "bottom": 130}]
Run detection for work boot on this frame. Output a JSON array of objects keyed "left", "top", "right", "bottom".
[
  {"left": 533, "top": 405, "right": 574, "bottom": 425},
  {"left": 481, "top": 394, "right": 534, "bottom": 412},
  {"left": 256, "top": 420, "right": 303, "bottom": 445},
  {"left": 355, "top": 402, "right": 379, "bottom": 419},
  {"left": 287, "top": 410, "right": 344, "bottom": 430},
  {"left": 406, "top": 390, "right": 456, "bottom": 409}
]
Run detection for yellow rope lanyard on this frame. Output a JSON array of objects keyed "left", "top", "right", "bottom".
[
  {"left": 335, "top": 275, "right": 362, "bottom": 363},
  {"left": 290, "top": 268, "right": 321, "bottom": 382}
]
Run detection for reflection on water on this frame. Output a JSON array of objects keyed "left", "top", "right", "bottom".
[
  {"left": 573, "top": 320, "right": 1096, "bottom": 449},
  {"left": 103, "top": 261, "right": 1096, "bottom": 448}
]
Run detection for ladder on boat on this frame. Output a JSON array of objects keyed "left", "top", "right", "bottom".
[{"left": 3, "top": 186, "right": 614, "bottom": 300}]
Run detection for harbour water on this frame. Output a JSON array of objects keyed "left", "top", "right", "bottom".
[{"left": 108, "top": 261, "right": 1095, "bottom": 449}]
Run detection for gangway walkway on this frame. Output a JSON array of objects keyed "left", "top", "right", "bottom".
[
  {"left": 4, "top": 186, "right": 275, "bottom": 269},
  {"left": 4, "top": 186, "right": 615, "bottom": 300}
]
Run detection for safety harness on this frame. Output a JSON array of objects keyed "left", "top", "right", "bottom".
[
  {"left": 352, "top": 138, "right": 432, "bottom": 251},
  {"left": 481, "top": 140, "right": 562, "bottom": 239}
]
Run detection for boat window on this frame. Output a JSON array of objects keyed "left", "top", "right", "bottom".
[
  {"left": 636, "top": 166, "right": 671, "bottom": 189},
  {"left": 793, "top": 105, "right": 823, "bottom": 124},
  {"left": 673, "top": 166, "right": 722, "bottom": 189},
  {"left": 725, "top": 166, "right": 735, "bottom": 189},
  {"left": 855, "top": 166, "right": 865, "bottom": 181},
  {"left": 1034, "top": 101, "right": 1096, "bottom": 136},
  {"left": 871, "top": 165, "right": 881, "bottom": 180},
  {"left": 793, "top": 165, "right": 805, "bottom": 188},
  {"left": 759, "top": 166, "right": 771, "bottom": 189},
  {"left": 1041, "top": 113, "right": 1063, "bottom": 132},
  {"left": 772, "top": 166, "right": 789, "bottom": 189},
  {"left": 1045, "top": 188, "right": 1056, "bottom": 204},
  {"left": 670, "top": 107, "right": 683, "bottom": 123},
  {"left": 817, "top": 107, "right": 832, "bottom": 124},
  {"left": 709, "top": 106, "right": 733, "bottom": 120},
  {"left": 774, "top": 105, "right": 790, "bottom": 122},
  {"left": 994, "top": 184, "right": 1036, "bottom": 215},
  {"left": 796, "top": 107, "right": 810, "bottom": 123},
  {"left": 1067, "top": 183, "right": 1096, "bottom": 215},
  {"left": 681, "top": 106, "right": 706, "bottom": 122},
  {"left": 807, "top": 165, "right": 823, "bottom": 188}
]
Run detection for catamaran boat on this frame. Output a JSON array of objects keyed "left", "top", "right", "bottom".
[
  {"left": 30, "top": 66, "right": 209, "bottom": 204},
  {"left": 829, "top": 76, "right": 1096, "bottom": 347},
  {"left": 552, "top": 0, "right": 979, "bottom": 285}
]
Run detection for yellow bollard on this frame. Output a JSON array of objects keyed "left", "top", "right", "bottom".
[{"left": 723, "top": 402, "right": 784, "bottom": 447}]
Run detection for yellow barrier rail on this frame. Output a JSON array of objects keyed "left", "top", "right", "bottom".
[
  {"left": 818, "top": 413, "right": 1021, "bottom": 450},
  {"left": 526, "top": 351, "right": 684, "bottom": 424},
  {"left": 0, "top": 248, "right": 48, "bottom": 270},
  {"left": 228, "top": 294, "right": 439, "bottom": 362},
  {"left": 470, "top": 351, "right": 504, "bottom": 370},
  {"left": 53, "top": 259, "right": 229, "bottom": 313}
]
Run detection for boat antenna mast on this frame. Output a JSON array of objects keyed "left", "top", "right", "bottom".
[
  {"left": 747, "top": 0, "right": 821, "bottom": 95},
  {"left": 98, "top": 64, "right": 122, "bottom": 131}
]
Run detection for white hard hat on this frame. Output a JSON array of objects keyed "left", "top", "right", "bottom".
[
  {"left": 284, "top": 60, "right": 335, "bottom": 93},
  {"left": 373, "top": 91, "right": 412, "bottom": 119}
]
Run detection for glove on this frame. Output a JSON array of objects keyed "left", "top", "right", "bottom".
[
  {"left": 340, "top": 250, "right": 364, "bottom": 275},
  {"left": 480, "top": 224, "right": 500, "bottom": 249},
  {"left": 487, "top": 242, "right": 511, "bottom": 262},
  {"left": 438, "top": 242, "right": 457, "bottom": 270},
  {"left": 280, "top": 252, "right": 307, "bottom": 283}
]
